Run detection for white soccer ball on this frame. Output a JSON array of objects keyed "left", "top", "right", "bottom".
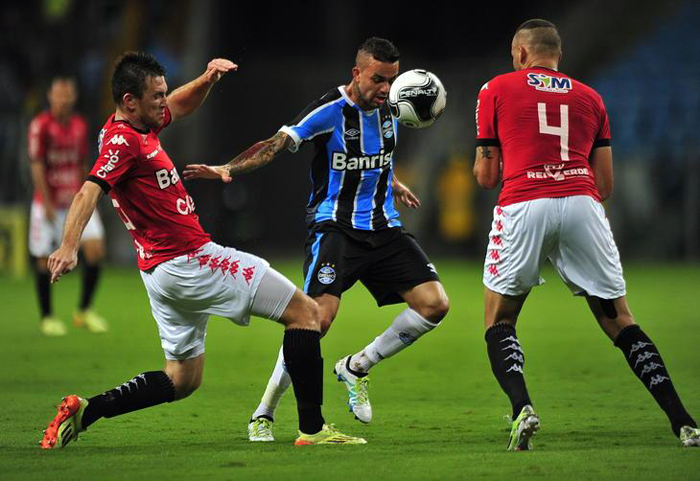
[{"left": 388, "top": 69, "right": 446, "bottom": 128}]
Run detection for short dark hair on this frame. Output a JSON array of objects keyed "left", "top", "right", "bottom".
[
  {"left": 516, "top": 18, "right": 562, "bottom": 56},
  {"left": 111, "top": 51, "right": 166, "bottom": 105},
  {"left": 358, "top": 37, "right": 400, "bottom": 63},
  {"left": 48, "top": 74, "right": 77, "bottom": 90}
]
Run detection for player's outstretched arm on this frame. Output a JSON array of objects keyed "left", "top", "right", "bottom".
[
  {"left": 47, "top": 181, "right": 103, "bottom": 283},
  {"left": 473, "top": 145, "right": 502, "bottom": 189},
  {"left": 392, "top": 174, "right": 421, "bottom": 209},
  {"left": 183, "top": 131, "right": 293, "bottom": 182},
  {"left": 167, "top": 58, "right": 238, "bottom": 122},
  {"left": 589, "top": 146, "right": 613, "bottom": 201}
]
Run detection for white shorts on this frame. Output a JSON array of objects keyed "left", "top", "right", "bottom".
[
  {"left": 29, "top": 200, "right": 104, "bottom": 257},
  {"left": 139, "top": 241, "right": 295, "bottom": 361},
  {"left": 483, "top": 195, "right": 626, "bottom": 299}
]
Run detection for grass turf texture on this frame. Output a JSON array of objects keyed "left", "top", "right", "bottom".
[{"left": 1, "top": 261, "right": 699, "bottom": 480}]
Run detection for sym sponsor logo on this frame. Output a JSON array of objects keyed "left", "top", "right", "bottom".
[
  {"left": 527, "top": 73, "right": 572, "bottom": 93},
  {"left": 331, "top": 150, "right": 393, "bottom": 171}
]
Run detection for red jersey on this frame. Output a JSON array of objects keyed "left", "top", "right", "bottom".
[
  {"left": 475, "top": 67, "right": 611, "bottom": 206},
  {"left": 28, "top": 111, "right": 88, "bottom": 208},
  {"left": 88, "top": 108, "right": 210, "bottom": 270}
]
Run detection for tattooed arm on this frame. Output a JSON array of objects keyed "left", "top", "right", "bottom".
[
  {"left": 473, "top": 145, "right": 501, "bottom": 189},
  {"left": 183, "top": 132, "right": 293, "bottom": 182}
]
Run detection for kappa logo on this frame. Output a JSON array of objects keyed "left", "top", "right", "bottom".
[
  {"left": 344, "top": 128, "right": 360, "bottom": 139},
  {"left": 107, "top": 135, "right": 130, "bottom": 146},
  {"left": 317, "top": 263, "right": 336, "bottom": 285},
  {"left": 506, "top": 364, "right": 523, "bottom": 373},
  {"left": 527, "top": 73, "right": 572, "bottom": 93}
]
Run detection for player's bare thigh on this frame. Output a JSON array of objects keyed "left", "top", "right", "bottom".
[
  {"left": 585, "top": 295, "right": 636, "bottom": 341},
  {"left": 484, "top": 287, "right": 529, "bottom": 330},
  {"left": 165, "top": 354, "right": 205, "bottom": 401},
  {"left": 277, "top": 289, "right": 322, "bottom": 332},
  {"left": 400, "top": 281, "right": 450, "bottom": 323}
]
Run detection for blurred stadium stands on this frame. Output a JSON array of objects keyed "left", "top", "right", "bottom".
[{"left": 1, "top": 0, "right": 698, "bottom": 276}]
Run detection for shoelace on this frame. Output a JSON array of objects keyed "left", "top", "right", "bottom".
[{"left": 350, "top": 377, "right": 370, "bottom": 405}]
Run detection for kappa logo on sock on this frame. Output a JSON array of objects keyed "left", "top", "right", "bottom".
[
  {"left": 503, "top": 352, "right": 524, "bottom": 363},
  {"left": 501, "top": 342, "right": 523, "bottom": 353},
  {"left": 628, "top": 341, "right": 652, "bottom": 359},
  {"left": 506, "top": 364, "right": 523, "bottom": 373},
  {"left": 648, "top": 374, "right": 669, "bottom": 389},
  {"left": 398, "top": 331, "right": 416, "bottom": 346},
  {"left": 640, "top": 362, "right": 664, "bottom": 377},
  {"left": 634, "top": 351, "right": 659, "bottom": 369}
]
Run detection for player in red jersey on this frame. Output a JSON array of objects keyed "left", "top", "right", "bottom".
[
  {"left": 39, "top": 52, "right": 364, "bottom": 449},
  {"left": 473, "top": 19, "right": 699, "bottom": 449},
  {"left": 28, "top": 76, "right": 108, "bottom": 336}
]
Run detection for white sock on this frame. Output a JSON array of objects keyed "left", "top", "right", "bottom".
[
  {"left": 251, "top": 346, "right": 291, "bottom": 421},
  {"left": 350, "top": 308, "right": 438, "bottom": 373}
]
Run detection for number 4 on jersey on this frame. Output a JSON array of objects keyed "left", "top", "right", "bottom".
[{"left": 538, "top": 102, "right": 569, "bottom": 161}]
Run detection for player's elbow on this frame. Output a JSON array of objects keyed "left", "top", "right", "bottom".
[
  {"left": 474, "top": 169, "right": 499, "bottom": 189},
  {"left": 597, "top": 181, "right": 613, "bottom": 201}
]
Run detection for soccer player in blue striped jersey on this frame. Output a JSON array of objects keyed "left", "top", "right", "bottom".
[{"left": 185, "top": 38, "right": 449, "bottom": 441}]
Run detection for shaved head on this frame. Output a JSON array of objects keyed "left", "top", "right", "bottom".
[
  {"left": 355, "top": 37, "right": 400, "bottom": 67},
  {"left": 514, "top": 19, "right": 562, "bottom": 58}
]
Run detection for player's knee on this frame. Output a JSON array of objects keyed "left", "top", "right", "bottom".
[
  {"left": 290, "top": 295, "right": 322, "bottom": 332},
  {"left": 415, "top": 295, "right": 450, "bottom": 323},
  {"left": 82, "top": 241, "right": 105, "bottom": 264},
  {"left": 171, "top": 374, "right": 202, "bottom": 401},
  {"left": 35, "top": 257, "right": 49, "bottom": 273}
]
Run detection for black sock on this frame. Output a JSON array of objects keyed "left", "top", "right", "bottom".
[
  {"left": 81, "top": 371, "right": 175, "bottom": 429},
  {"left": 36, "top": 270, "right": 51, "bottom": 318},
  {"left": 485, "top": 323, "right": 532, "bottom": 420},
  {"left": 614, "top": 324, "right": 696, "bottom": 437},
  {"left": 283, "top": 329, "right": 325, "bottom": 434},
  {"left": 80, "top": 263, "right": 101, "bottom": 310}
]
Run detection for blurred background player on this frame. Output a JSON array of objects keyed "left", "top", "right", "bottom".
[
  {"left": 28, "top": 75, "right": 108, "bottom": 336},
  {"left": 185, "top": 37, "right": 450, "bottom": 442},
  {"left": 473, "top": 19, "right": 700, "bottom": 450},
  {"left": 40, "top": 52, "right": 364, "bottom": 449}
]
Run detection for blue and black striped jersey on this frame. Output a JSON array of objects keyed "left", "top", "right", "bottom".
[{"left": 280, "top": 86, "right": 401, "bottom": 231}]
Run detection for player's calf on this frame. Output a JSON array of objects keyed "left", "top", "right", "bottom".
[{"left": 614, "top": 324, "right": 697, "bottom": 438}]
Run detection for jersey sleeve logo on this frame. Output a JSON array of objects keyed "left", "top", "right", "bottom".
[
  {"left": 96, "top": 149, "right": 122, "bottom": 178},
  {"left": 107, "top": 135, "right": 130, "bottom": 146},
  {"left": 527, "top": 73, "right": 572, "bottom": 93}
]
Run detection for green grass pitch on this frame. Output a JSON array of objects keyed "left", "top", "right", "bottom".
[{"left": 1, "top": 260, "right": 699, "bottom": 480}]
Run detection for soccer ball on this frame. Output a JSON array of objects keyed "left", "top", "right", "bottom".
[{"left": 388, "top": 69, "right": 446, "bottom": 128}]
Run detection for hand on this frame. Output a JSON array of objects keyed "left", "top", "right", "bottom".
[
  {"left": 183, "top": 164, "right": 232, "bottom": 183},
  {"left": 204, "top": 58, "right": 238, "bottom": 83},
  {"left": 47, "top": 245, "right": 78, "bottom": 283},
  {"left": 393, "top": 180, "right": 421, "bottom": 209}
]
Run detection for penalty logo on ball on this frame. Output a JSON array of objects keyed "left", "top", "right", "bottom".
[{"left": 317, "top": 263, "right": 336, "bottom": 285}]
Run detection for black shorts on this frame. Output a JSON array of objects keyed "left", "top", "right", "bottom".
[{"left": 302, "top": 223, "right": 440, "bottom": 306}]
